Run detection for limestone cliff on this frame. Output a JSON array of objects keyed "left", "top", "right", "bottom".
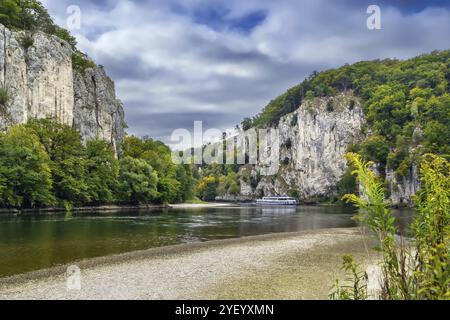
[
  {"left": 227, "top": 92, "right": 416, "bottom": 205},
  {"left": 73, "top": 67, "right": 125, "bottom": 152},
  {"left": 234, "top": 92, "right": 365, "bottom": 201},
  {"left": 386, "top": 166, "right": 420, "bottom": 206},
  {"left": 0, "top": 24, "right": 125, "bottom": 151}
]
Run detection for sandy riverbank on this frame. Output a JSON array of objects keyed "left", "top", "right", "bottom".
[
  {"left": 0, "top": 203, "right": 236, "bottom": 216},
  {"left": 169, "top": 203, "right": 238, "bottom": 209},
  {"left": 0, "top": 228, "right": 379, "bottom": 300}
]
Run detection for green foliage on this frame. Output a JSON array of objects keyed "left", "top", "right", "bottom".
[
  {"left": 53, "top": 26, "right": 77, "bottom": 49},
  {"left": 217, "top": 172, "right": 240, "bottom": 197},
  {"left": 175, "top": 165, "right": 196, "bottom": 202},
  {"left": 336, "top": 166, "right": 357, "bottom": 200},
  {"left": 333, "top": 153, "right": 450, "bottom": 300},
  {"left": 118, "top": 157, "right": 158, "bottom": 204},
  {"left": 25, "top": 118, "right": 90, "bottom": 206},
  {"left": 411, "top": 154, "right": 450, "bottom": 299},
  {"left": 197, "top": 176, "right": 218, "bottom": 201},
  {"left": 360, "top": 135, "right": 389, "bottom": 167},
  {"left": 0, "top": 0, "right": 75, "bottom": 47},
  {"left": 85, "top": 139, "right": 119, "bottom": 205},
  {"left": 1, "top": 0, "right": 85, "bottom": 72},
  {"left": 0, "top": 119, "right": 196, "bottom": 209},
  {"left": 329, "top": 255, "right": 368, "bottom": 300},
  {"left": 0, "top": 125, "right": 55, "bottom": 208},
  {"left": 121, "top": 135, "right": 195, "bottom": 203},
  {"left": 72, "top": 51, "right": 96, "bottom": 74},
  {"left": 18, "top": 34, "right": 34, "bottom": 50},
  {"left": 157, "top": 177, "right": 181, "bottom": 204},
  {"left": 424, "top": 120, "right": 450, "bottom": 154},
  {"left": 241, "top": 117, "right": 254, "bottom": 131},
  {"left": 0, "top": 0, "right": 20, "bottom": 27}
]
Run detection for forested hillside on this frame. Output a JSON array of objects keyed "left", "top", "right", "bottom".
[{"left": 243, "top": 50, "right": 450, "bottom": 176}]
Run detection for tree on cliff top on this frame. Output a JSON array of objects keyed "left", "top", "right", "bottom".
[{"left": 0, "top": 0, "right": 77, "bottom": 48}]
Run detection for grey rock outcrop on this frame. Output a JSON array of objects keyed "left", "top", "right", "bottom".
[
  {"left": 230, "top": 92, "right": 419, "bottom": 205},
  {"left": 73, "top": 67, "right": 125, "bottom": 152},
  {"left": 386, "top": 166, "right": 420, "bottom": 206},
  {"left": 0, "top": 24, "right": 125, "bottom": 152},
  {"left": 235, "top": 92, "right": 365, "bottom": 201}
]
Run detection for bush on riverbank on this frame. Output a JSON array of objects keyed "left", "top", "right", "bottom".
[{"left": 331, "top": 153, "right": 449, "bottom": 300}]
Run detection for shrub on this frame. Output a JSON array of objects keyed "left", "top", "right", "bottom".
[
  {"left": 54, "top": 26, "right": 77, "bottom": 49},
  {"left": 361, "top": 135, "right": 389, "bottom": 166},
  {"left": 329, "top": 255, "right": 368, "bottom": 300},
  {"left": 72, "top": 51, "right": 96, "bottom": 74},
  {"left": 331, "top": 153, "right": 450, "bottom": 300},
  {"left": 19, "top": 34, "right": 34, "bottom": 50},
  {"left": 0, "top": 125, "right": 55, "bottom": 208}
]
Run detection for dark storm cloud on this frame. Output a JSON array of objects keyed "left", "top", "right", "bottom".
[{"left": 41, "top": 0, "right": 450, "bottom": 143}]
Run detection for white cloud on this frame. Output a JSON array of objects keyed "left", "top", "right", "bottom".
[{"left": 42, "top": 0, "right": 450, "bottom": 140}]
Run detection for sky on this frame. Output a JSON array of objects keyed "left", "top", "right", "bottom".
[{"left": 41, "top": 0, "right": 450, "bottom": 144}]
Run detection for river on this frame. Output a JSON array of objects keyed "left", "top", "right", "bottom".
[{"left": 0, "top": 205, "right": 413, "bottom": 278}]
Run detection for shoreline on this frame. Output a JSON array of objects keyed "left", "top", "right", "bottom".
[
  {"left": 0, "top": 204, "right": 169, "bottom": 216},
  {"left": 0, "top": 202, "right": 413, "bottom": 216},
  {"left": 0, "top": 202, "right": 240, "bottom": 216},
  {"left": 0, "top": 228, "right": 379, "bottom": 300}
]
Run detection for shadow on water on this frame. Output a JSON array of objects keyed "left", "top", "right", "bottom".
[{"left": 0, "top": 205, "right": 414, "bottom": 277}]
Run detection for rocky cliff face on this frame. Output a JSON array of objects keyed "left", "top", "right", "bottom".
[
  {"left": 0, "top": 24, "right": 125, "bottom": 151},
  {"left": 386, "top": 166, "right": 420, "bottom": 206},
  {"left": 228, "top": 92, "right": 417, "bottom": 205},
  {"left": 235, "top": 92, "right": 365, "bottom": 201},
  {"left": 73, "top": 67, "right": 125, "bottom": 152}
]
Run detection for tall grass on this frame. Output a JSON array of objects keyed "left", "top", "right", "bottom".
[{"left": 330, "top": 153, "right": 449, "bottom": 300}]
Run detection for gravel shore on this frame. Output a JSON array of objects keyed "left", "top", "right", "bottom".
[{"left": 0, "top": 228, "right": 378, "bottom": 300}]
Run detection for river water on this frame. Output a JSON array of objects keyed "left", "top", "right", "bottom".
[{"left": 0, "top": 205, "right": 414, "bottom": 278}]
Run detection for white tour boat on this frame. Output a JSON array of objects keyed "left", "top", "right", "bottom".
[{"left": 256, "top": 196, "right": 298, "bottom": 205}]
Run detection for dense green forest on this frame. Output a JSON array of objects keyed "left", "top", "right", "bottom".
[{"left": 0, "top": 119, "right": 195, "bottom": 209}]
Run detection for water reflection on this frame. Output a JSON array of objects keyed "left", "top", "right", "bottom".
[{"left": 0, "top": 205, "right": 414, "bottom": 278}]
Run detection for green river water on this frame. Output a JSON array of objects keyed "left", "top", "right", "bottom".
[{"left": 0, "top": 205, "right": 413, "bottom": 278}]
